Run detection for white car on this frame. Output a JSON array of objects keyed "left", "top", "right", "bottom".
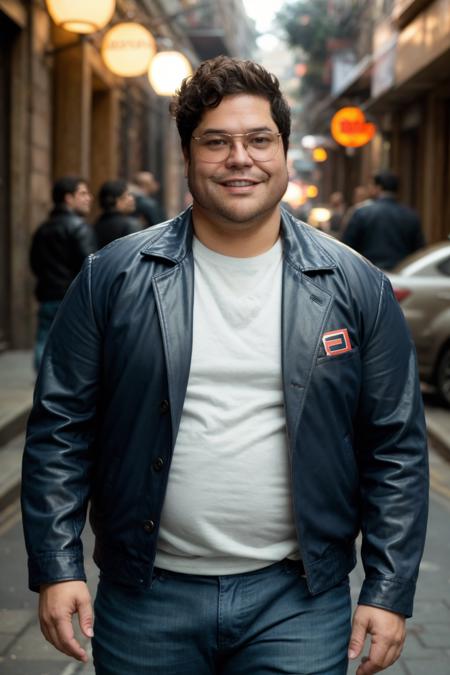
[{"left": 387, "top": 241, "right": 450, "bottom": 407}]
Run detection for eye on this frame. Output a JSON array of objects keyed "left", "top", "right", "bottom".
[
  {"left": 248, "top": 133, "right": 273, "bottom": 148},
  {"left": 202, "top": 136, "right": 229, "bottom": 149}
]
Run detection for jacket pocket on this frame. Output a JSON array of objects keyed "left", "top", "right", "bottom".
[{"left": 316, "top": 345, "right": 360, "bottom": 366}]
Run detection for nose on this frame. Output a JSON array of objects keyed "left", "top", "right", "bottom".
[{"left": 225, "top": 140, "right": 253, "bottom": 167}]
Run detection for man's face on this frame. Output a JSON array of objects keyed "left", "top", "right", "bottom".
[
  {"left": 66, "top": 182, "right": 92, "bottom": 216},
  {"left": 185, "top": 94, "right": 288, "bottom": 232}
]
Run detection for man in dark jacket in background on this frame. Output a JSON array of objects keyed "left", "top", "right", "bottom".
[
  {"left": 30, "top": 176, "right": 95, "bottom": 371},
  {"left": 94, "top": 180, "right": 142, "bottom": 249},
  {"left": 132, "top": 171, "right": 167, "bottom": 227},
  {"left": 342, "top": 171, "right": 424, "bottom": 269}
]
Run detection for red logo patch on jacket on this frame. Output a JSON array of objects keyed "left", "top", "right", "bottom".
[{"left": 322, "top": 329, "right": 352, "bottom": 356}]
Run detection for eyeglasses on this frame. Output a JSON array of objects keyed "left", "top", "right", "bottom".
[{"left": 191, "top": 130, "right": 282, "bottom": 163}]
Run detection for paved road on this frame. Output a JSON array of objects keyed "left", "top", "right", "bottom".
[{"left": 1, "top": 441, "right": 449, "bottom": 675}]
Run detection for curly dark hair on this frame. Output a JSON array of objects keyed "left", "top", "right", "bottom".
[{"left": 170, "top": 56, "right": 291, "bottom": 156}]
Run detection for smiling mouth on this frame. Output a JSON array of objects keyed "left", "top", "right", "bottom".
[{"left": 220, "top": 180, "right": 259, "bottom": 187}]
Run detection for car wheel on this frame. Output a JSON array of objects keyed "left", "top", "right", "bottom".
[{"left": 436, "top": 346, "right": 450, "bottom": 408}]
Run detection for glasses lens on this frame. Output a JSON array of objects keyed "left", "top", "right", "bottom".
[
  {"left": 246, "top": 132, "right": 279, "bottom": 160},
  {"left": 196, "top": 134, "right": 230, "bottom": 162},
  {"left": 195, "top": 132, "right": 280, "bottom": 162}
]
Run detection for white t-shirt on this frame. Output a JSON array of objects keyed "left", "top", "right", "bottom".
[{"left": 155, "top": 236, "right": 299, "bottom": 574}]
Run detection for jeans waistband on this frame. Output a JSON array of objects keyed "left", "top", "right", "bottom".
[{"left": 153, "top": 558, "right": 305, "bottom": 581}]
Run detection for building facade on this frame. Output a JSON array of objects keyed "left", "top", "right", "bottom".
[
  {"left": 308, "top": 0, "right": 450, "bottom": 244},
  {"left": 0, "top": 0, "right": 256, "bottom": 353}
]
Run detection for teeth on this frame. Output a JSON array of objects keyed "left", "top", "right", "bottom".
[{"left": 224, "top": 180, "right": 254, "bottom": 187}]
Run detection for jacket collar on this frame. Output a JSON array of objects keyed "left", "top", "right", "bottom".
[
  {"left": 140, "top": 206, "right": 337, "bottom": 272},
  {"left": 140, "top": 209, "right": 193, "bottom": 264},
  {"left": 280, "top": 208, "right": 336, "bottom": 272}
]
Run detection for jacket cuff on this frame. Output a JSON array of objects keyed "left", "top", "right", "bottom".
[
  {"left": 358, "top": 576, "right": 416, "bottom": 618},
  {"left": 28, "top": 551, "right": 86, "bottom": 593}
]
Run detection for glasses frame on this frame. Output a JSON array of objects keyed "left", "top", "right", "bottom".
[{"left": 191, "top": 130, "right": 282, "bottom": 163}]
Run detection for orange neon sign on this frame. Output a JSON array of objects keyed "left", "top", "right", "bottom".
[{"left": 331, "top": 107, "right": 376, "bottom": 148}]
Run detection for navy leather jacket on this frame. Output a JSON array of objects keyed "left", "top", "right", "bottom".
[{"left": 22, "top": 208, "right": 428, "bottom": 617}]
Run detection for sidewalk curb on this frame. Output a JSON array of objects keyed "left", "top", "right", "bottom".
[
  {"left": 426, "top": 416, "right": 450, "bottom": 464},
  {"left": 0, "top": 405, "right": 31, "bottom": 511},
  {"left": 0, "top": 403, "right": 30, "bottom": 448},
  {"left": 0, "top": 477, "right": 21, "bottom": 512}
]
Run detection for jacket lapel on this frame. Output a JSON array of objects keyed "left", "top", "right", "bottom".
[
  {"left": 153, "top": 255, "right": 194, "bottom": 445},
  {"left": 280, "top": 211, "right": 336, "bottom": 448},
  {"left": 282, "top": 263, "right": 332, "bottom": 450},
  {"left": 143, "top": 209, "right": 195, "bottom": 446}
]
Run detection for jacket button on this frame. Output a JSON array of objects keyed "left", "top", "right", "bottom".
[
  {"left": 160, "top": 399, "right": 170, "bottom": 414},
  {"left": 143, "top": 520, "right": 156, "bottom": 533},
  {"left": 153, "top": 457, "right": 164, "bottom": 472}
]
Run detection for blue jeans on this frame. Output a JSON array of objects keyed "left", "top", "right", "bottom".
[
  {"left": 34, "top": 301, "right": 61, "bottom": 372},
  {"left": 92, "top": 560, "right": 351, "bottom": 674}
]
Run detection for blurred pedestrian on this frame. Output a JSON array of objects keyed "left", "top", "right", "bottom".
[
  {"left": 342, "top": 171, "right": 425, "bottom": 269},
  {"left": 22, "top": 57, "right": 428, "bottom": 675},
  {"left": 94, "top": 180, "right": 142, "bottom": 249},
  {"left": 132, "top": 171, "right": 167, "bottom": 227},
  {"left": 341, "top": 184, "right": 373, "bottom": 230},
  {"left": 328, "top": 191, "right": 346, "bottom": 238},
  {"left": 29, "top": 176, "right": 95, "bottom": 371}
]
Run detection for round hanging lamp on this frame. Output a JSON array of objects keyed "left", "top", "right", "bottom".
[
  {"left": 102, "top": 23, "right": 157, "bottom": 77},
  {"left": 148, "top": 51, "right": 192, "bottom": 96},
  {"left": 46, "top": 0, "right": 115, "bottom": 34}
]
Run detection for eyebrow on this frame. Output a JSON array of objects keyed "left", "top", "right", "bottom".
[{"left": 199, "top": 126, "right": 275, "bottom": 134}]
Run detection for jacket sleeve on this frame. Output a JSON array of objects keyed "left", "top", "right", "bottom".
[
  {"left": 356, "top": 275, "right": 429, "bottom": 617},
  {"left": 21, "top": 255, "right": 102, "bottom": 591},
  {"left": 72, "top": 221, "right": 97, "bottom": 269}
]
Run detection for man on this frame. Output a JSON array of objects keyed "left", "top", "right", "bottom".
[
  {"left": 29, "top": 176, "right": 95, "bottom": 371},
  {"left": 342, "top": 171, "right": 425, "bottom": 269},
  {"left": 94, "top": 179, "right": 141, "bottom": 249},
  {"left": 22, "top": 57, "right": 428, "bottom": 675},
  {"left": 328, "top": 191, "right": 346, "bottom": 238},
  {"left": 132, "top": 170, "right": 167, "bottom": 227},
  {"left": 341, "top": 184, "right": 373, "bottom": 231}
]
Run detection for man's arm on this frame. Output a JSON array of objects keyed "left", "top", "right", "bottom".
[
  {"left": 72, "top": 221, "right": 97, "bottom": 268},
  {"left": 21, "top": 255, "right": 101, "bottom": 659},
  {"left": 349, "top": 274, "right": 428, "bottom": 672}
]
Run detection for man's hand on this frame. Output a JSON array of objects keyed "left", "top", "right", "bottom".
[
  {"left": 348, "top": 604, "right": 406, "bottom": 674},
  {"left": 39, "top": 580, "right": 93, "bottom": 662}
]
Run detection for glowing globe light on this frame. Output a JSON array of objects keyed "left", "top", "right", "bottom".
[
  {"left": 148, "top": 51, "right": 192, "bottom": 96},
  {"left": 308, "top": 207, "right": 331, "bottom": 228},
  {"left": 312, "top": 147, "right": 328, "bottom": 162},
  {"left": 306, "top": 184, "right": 319, "bottom": 199},
  {"left": 283, "top": 182, "right": 305, "bottom": 209},
  {"left": 46, "top": 0, "right": 115, "bottom": 34},
  {"left": 102, "top": 23, "right": 157, "bottom": 77}
]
